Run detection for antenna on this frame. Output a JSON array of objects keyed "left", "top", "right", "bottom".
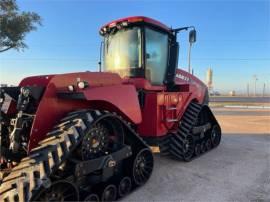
[{"left": 98, "top": 41, "right": 104, "bottom": 72}]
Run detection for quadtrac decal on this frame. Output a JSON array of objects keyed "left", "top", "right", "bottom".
[{"left": 175, "top": 73, "right": 190, "bottom": 82}]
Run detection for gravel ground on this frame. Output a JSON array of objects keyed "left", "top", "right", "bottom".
[{"left": 124, "top": 134, "right": 270, "bottom": 202}]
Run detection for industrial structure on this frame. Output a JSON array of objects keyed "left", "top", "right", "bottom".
[{"left": 206, "top": 68, "right": 213, "bottom": 92}]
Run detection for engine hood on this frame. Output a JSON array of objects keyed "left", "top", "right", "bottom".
[{"left": 19, "top": 72, "right": 123, "bottom": 88}]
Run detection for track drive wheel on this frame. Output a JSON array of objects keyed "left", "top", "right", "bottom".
[
  {"left": 132, "top": 148, "right": 154, "bottom": 186},
  {"left": 81, "top": 119, "right": 123, "bottom": 160}
]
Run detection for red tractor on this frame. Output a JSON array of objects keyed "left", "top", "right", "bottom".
[{"left": 0, "top": 16, "right": 221, "bottom": 201}]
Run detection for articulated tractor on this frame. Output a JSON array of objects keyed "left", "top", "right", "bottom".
[{"left": 0, "top": 16, "right": 221, "bottom": 201}]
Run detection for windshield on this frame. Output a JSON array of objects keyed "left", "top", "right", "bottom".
[{"left": 103, "top": 27, "right": 142, "bottom": 78}]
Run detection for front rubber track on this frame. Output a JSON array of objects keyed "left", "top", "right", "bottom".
[{"left": 0, "top": 109, "right": 152, "bottom": 202}]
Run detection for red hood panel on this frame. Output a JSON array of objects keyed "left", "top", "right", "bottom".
[{"left": 19, "top": 72, "right": 123, "bottom": 88}]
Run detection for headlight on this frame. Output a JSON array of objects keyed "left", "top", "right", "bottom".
[
  {"left": 77, "top": 81, "right": 89, "bottom": 89},
  {"left": 67, "top": 85, "right": 75, "bottom": 92}
]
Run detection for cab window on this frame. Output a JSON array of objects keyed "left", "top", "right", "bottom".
[{"left": 145, "top": 28, "right": 169, "bottom": 85}]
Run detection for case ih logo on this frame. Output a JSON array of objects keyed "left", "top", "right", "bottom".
[{"left": 175, "top": 73, "right": 190, "bottom": 82}]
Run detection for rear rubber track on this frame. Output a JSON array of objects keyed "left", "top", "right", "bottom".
[{"left": 159, "top": 102, "right": 221, "bottom": 161}]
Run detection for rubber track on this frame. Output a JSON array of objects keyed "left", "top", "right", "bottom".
[
  {"left": 160, "top": 102, "right": 218, "bottom": 161},
  {"left": 0, "top": 110, "right": 149, "bottom": 202}
]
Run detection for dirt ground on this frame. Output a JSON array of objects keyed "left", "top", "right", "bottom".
[
  {"left": 214, "top": 108, "right": 270, "bottom": 134},
  {"left": 215, "top": 115, "right": 270, "bottom": 134}
]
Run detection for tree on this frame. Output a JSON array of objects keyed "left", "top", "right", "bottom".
[{"left": 0, "top": 0, "right": 41, "bottom": 53}]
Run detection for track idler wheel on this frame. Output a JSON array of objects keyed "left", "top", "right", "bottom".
[
  {"left": 118, "top": 176, "right": 132, "bottom": 197},
  {"left": 211, "top": 125, "right": 221, "bottom": 147},
  {"left": 33, "top": 180, "right": 79, "bottom": 201},
  {"left": 132, "top": 148, "right": 154, "bottom": 186},
  {"left": 200, "top": 141, "right": 206, "bottom": 153},
  {"left": 101, "top": 184, "right": 117, "bottom": 202},
  {"left": 194, "top": 144, "right": 201, "bottom": 156},
  {"left": 84, "top": 193, "right": 99, "bottom": 202},
  {"left": 206, "top": 139, "right": 212, "bottom": 151},
  {"left": 182, "top": 135, "right": 195, "bottom": 161}
]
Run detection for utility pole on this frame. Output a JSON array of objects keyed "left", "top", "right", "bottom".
[
  {"left": 188, "top": 42, "right": 192, "bottom": 73},
  {"left": 247, "top": 83, "right": 249, "bottom": 97},
  {"left": 253, "top": 75, "right": 258, "bottom": 96},
  {"left": 263, "top": 83, "right": 266, "bottom": 97}
]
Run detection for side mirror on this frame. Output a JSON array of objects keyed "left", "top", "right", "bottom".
[{"left": 189, "top": 29, "right": 196, "bottom": 43}]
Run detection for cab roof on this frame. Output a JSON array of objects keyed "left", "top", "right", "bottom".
[{"left": 100, "top": 16, "right": 171, "bottom": 34}]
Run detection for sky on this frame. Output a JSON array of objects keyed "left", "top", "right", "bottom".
[{"left": 0, "top": 0, "right": 269, "bottom": 94}]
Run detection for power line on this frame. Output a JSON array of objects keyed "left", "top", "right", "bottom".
[
  {"left": 1, "top": 57, "right": 270, "bottom": 61},
  {"left": 1, "top": 58, "right": 98, "bottom": 61},
  {"left": 176, "top": 57, "right": 270, "bottom": 61}
]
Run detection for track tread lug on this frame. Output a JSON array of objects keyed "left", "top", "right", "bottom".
[
  {"left": 170, "top": 135, "right": 184, "bottom": 152},
  {"left": 61, "top": 113, "right": 80, "bottom": 122},
  {"left": 169, "top": 146, "right": 183, "bottom": 160},
  {"left": 184, "top": 113, "right": 196, "bottom": 122}
]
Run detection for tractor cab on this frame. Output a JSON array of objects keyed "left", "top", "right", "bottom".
[{"left": 100, "top": 16, "right": 196, "bottom": 88}]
